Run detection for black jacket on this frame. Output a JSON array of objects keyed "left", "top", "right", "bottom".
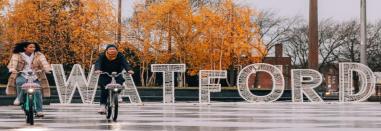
[{"left": 95, "top": 52, "right": 131, "bottom": 86}]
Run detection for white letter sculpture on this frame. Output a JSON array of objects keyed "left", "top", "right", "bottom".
[
  {"left": 52, "top": 64, "right": 100, "bottom": 104},
  {"left": 237, "top": 63, "right": 285, "bottom": 102},
  {"left": 151, "top": 64, "right": 186, "bottom": 103},
  {"left": 339, "top": 63, "right": 375, "bottom": 102},
  {"left": 121, "top": 72, "right": 142, "bottom": 104},
  {"left": 291, "top": 69, "right": 324, "bottom": 102},
  {"left": 199, "top": 70, "right": 227, "bottom": 103}
]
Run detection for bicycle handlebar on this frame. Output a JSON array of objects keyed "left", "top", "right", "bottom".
[
  {"left": 18, "top": 70, "right": 43, "bottom": 73},
  {"left": 100, "top": 72, "right": 124, "bottom": 78}
]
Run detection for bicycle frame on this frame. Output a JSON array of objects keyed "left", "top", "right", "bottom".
[
  {"left": 20, "top": 70, "right": 41, "bottom": 125},
  {"left": 101, "top": 72, "right": 125, "bottom": 121}
]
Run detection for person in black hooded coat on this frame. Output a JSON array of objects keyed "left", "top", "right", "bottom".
[{"left": 94, "top": 44, "right": 134, "bottom": 113}]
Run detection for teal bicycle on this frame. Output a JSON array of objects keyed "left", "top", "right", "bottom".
[{"left": 20, "top": 70, "right": 41, "bottom": 125}]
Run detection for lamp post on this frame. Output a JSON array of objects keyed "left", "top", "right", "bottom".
[
  {"left": 117, "top": 0, "right": 122, "bottom": 45},
  {"left": 360, "top": 0, "right": 367, "bottom": 65}
]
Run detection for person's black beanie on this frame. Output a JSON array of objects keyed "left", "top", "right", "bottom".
[{"left": 105, "top": 44, "right": 117, "bottom": 51}]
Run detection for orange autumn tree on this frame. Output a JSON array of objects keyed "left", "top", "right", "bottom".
[
  {"left": 126, "top": 0, "right": 265, "bottom": 87},
  {"left": 67, "top": 0, "right": 118, "bottom": 69},
  {"left": 1, "top": 0, "right": 117, "bottom": 69},
  {"left": 188, "top": 0, "right": 265, "bottom": 75},
  {"left": 0, "top": 0, "right": 9, "bottom": 64},
  {"left": 0, "top": 0, "right": 8, "bottom": 8}
]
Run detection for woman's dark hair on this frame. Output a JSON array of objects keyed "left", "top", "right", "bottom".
[{"left": 12, "top": 41, "right": 41, "bottom": 53}]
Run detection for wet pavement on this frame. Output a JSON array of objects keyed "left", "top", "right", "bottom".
[{"left": 1, "top": 102, "right": 381, "bottom": 131}]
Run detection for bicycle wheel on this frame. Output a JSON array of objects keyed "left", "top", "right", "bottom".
[
  {"left": 112, "top": 94, "right": 118, "bottom": 121},
  {"left": 106, "top": 94, "right": 112, "bottom": 119},
  {"left": 24, "top": 95, "right": 29, "bottom": 124},
  {"left": 28, "top": 95, "right": 34, "bottom": 125}
]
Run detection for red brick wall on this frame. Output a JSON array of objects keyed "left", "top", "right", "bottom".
[{"left": 248, "top": 57, "right": 292, "bottom": 89}]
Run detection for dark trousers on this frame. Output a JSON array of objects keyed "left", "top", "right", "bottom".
[{"left": 99, "top": 83, "right": 108, "bottom": 105}]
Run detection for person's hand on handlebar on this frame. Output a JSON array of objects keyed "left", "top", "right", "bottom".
[
  {"left": 95, "top": 70, "right": 102, "bottom": 74},
  {"left": 9, "top": 69, "right": 17, "bottom": 74},
  {"left": 44, "top": 69, "right": 52, "bottom": 74},
  {"left": 127, "top": 70, "right": 134, "bottom": 75}
]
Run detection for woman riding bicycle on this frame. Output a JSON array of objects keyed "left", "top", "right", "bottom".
[
  {"left": 6, "top": 41, "right": 52, "bottom": 117},
  {"left": 94, "top": 44, "right": 134, "bottom": 114}
]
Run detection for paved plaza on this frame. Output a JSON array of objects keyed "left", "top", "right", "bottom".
[{"left": 0, "top": 102, "right": 381, "bottom": 131}]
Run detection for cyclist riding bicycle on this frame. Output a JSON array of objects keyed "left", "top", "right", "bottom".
[
  {"left": 6, "top": 41, "right": 52, "bottom": 117},
  {"left": 94, "top": 44, "right": 134, "bottom": 114}
]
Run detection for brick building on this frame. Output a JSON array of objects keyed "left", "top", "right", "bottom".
[{"left": 248, "top": 44, "right": 291, "bottom": 89}]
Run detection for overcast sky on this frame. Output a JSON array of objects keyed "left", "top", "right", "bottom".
[{"left": 120, "top": 0, "right": 381, "bottom": 23}]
